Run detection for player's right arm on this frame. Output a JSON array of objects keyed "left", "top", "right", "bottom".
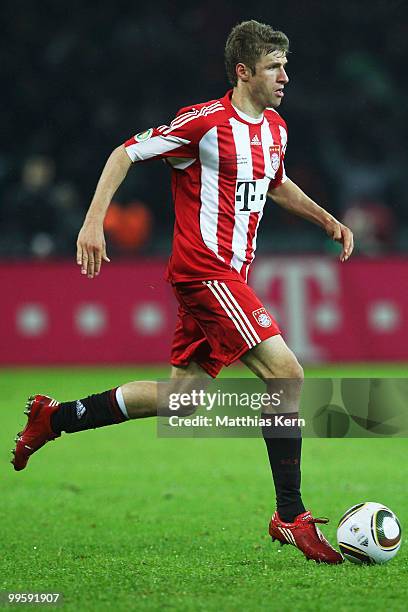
[
  {"left": 77, "top": 144, "right": 131, "bottom": 278},
  {"left": 77, "top": 103, "right": 212, "bottom": 278}
]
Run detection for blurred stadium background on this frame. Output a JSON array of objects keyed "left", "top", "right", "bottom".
[
  {"left": 1, "top": 0, "right": 408, "bottom": 368},
  {"left": 2, "top": 3, "right": 408, "bottom": 609}
]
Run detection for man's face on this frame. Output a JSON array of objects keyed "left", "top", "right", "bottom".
[{"left": 247, "top": 50, "right": 289, "bottom": 109}]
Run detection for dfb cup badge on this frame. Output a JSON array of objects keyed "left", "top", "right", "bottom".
[
  {"left": 135, "top": 128, "right": 153, "bottom": 142},
  {"left": 252, "top": 308, "right": 272, "bottom": 328},
  {"left": 269, "top": 144, "right": 280, "bottom": 171}
]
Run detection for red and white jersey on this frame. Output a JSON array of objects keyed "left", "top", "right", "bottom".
[{"left": 124, "top": 90, "right": 288, "bottom": 283}]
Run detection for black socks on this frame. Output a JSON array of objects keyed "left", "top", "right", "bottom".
[
  {"left": 51, "top": 389, "right": 128, "bottom": 435},
  {"left": 262, "top": 412, "right": 305, "bottom": 523}
]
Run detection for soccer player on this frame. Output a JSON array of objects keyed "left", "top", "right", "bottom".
[{"left": 13, "top": 20, "right": 353, "bottom": 564}]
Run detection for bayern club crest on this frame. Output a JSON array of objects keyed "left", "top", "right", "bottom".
[
  {"left": 269, "top": 144, "right": 281, "bottom": 171},
  {"left": 252, "top": 307, "right": 272, "bottom": 328}
]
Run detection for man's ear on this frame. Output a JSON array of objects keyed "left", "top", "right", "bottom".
[{"left": 236, "top": 62, "right": 252, "bottom": 82}]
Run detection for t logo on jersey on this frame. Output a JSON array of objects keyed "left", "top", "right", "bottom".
[
  {"left": 235, "top": 179, "right": 269, "bottom": 213},
  {"left": 235, "top": 181, "right": 266, "bottom": 213},
  {"left": 269, "top": 144, "right": 281, "bottom": 172}
]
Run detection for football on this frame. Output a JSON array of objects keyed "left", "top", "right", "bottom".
[{"left": 337, "top": 502, "right": 402, "bottom": 564}]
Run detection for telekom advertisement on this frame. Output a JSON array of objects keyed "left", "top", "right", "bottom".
[{"left": 1, "top": 258, "right": 407, "bottom": 364}]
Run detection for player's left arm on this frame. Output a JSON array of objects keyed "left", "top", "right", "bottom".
[{"left": 268, "top": 178, "right": 354, "bottom": 262}]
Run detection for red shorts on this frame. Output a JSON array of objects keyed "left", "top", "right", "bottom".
[{"left": 170, "top": 279, "right": 280, "bottom": 378}]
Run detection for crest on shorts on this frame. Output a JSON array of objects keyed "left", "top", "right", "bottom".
[
  {"left": 134, "top": 128, "right": 153, "bottom": 142},
  {"left": 269, "top": 144, "right": 281, "bottom": 171},
  {"left": 252, "top": 307, "right": 272, "bottom": 328}
]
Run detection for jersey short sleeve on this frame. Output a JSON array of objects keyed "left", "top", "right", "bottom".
[{"left": 124, "top": 105, "right": 209, "bottom": 163}]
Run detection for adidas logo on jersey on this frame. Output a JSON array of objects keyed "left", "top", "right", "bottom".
[{"left": 250, "top": 134, "right": 262, "bottom": 146}]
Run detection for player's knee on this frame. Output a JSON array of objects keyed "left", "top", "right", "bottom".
[
  {"left": 284, "top": 360, "right": 304, "bottom": 380},
  {"left": 280, "top": 359, "right": 304, "bottom": 380},
  {"left": 168, "top": 392, "right": 200, "bottom": 416},
  {"left": 262, "top": 357, "right": 304, "bottom": 381},
  {"left": 176, "top": 403, "right": 198, "bottom": 417},
  {"left": 159, "top": 392, "right": 199, "bottom": 416},
  {"left": 164, "top": 374, "right": 207, "bottom": 416}
]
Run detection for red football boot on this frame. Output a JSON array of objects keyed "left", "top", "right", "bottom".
[
  {"left": 11, "top": 395, "right": 61, "bottom": 471},
  {"left": 269, "top": 510, "right": 344, "bottom": 564}
]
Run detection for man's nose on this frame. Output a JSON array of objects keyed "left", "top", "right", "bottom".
[{"left": 279, "top": 68, "right": 289, "bottom": 84}]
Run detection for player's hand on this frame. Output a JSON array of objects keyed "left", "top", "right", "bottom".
[
  {"left": 325, "top": 218, "right": 354, "bottom": 262},
  {"left": 76, "top": 221, "right": 110, "bottom": 278}
]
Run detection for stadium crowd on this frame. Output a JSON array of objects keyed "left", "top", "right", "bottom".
[{"left": 2, "top": 0, "right": 407, "bottom": 258}]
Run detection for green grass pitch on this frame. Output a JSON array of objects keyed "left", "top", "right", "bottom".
[{"left": 1, "top": 365, "right": 408, "bottom": 611}]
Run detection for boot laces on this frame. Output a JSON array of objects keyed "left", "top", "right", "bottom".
[{"left": 305, "top": 516, "right": 329, "bottom": 525}]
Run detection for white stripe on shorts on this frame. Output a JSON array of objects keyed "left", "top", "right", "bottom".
[
  {"left": 216, "top": 281, "right": 261, "bottom": 344},
  {"left": 204, "top": 281, "right": 255, "bottom": 348},
  {"left": 203, "top": 281, "right": 259, "bottom": 349}
]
